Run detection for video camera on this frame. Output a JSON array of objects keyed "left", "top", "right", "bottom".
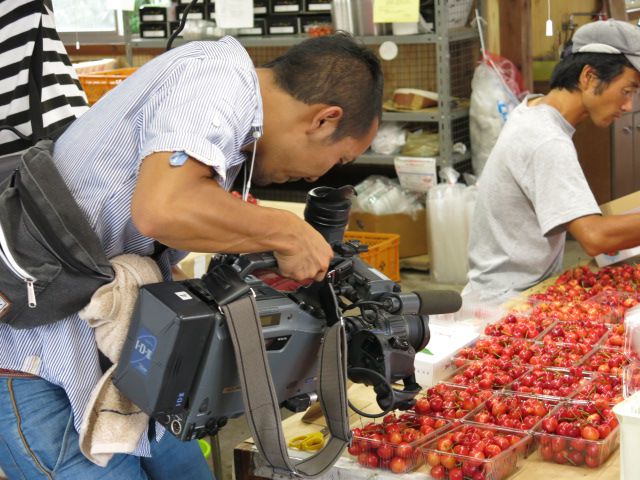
[{"left": 114, "top": 186, "right": 461, "bottom": 441}]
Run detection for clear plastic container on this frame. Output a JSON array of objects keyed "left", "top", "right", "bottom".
[
  {"left": 526, "top": 341, "right": 592, "bottom": 368},
  {"left": 612, "top": 390, "right": 640, "bottom": 480},
  {"left": 572, "top": 373, "right": 624, "bottom": 405},
  {"left": 578, "top": 346, "right": 630, "bottom": 375},
  {"left": 420, "top": 423, "right": 532, "bottom": 480},
  {"left": 411, "top": 383, "right": 494, "bottom": 420},
  {"left": 463, "top": 391, "right": 558, "bottom": 434},
  {"left": 533, "top": 401, "right": 620, "bottom": 468},
  {"left": 623, "top": 362, "right": 640, "bottom": 398},
  {"left": 623, "top": 304, "right": 640, "bottom": 361},
  {"left": 348, "top": 413, "right": 453, "bottom": 473},
  {"left": 453, "top": 336, "right": 536, "bottom": 367},
  {"left": 529, "top": 296, "right": 620, "bottom": 324},
  {"left": 582, "top": 291, "right": 635, "bottom": 324},
  {"left": 483, "top": 312, "right": 547, "bottom": 340},
  {"left": 602, "top": 323, "right": 626, "bottom": 349},
  {"left": 537, "top": 319, "right": 609, "bottom": 347},
  {"left": 506, "top": 367, "right": 590, "bottom": 399},
  {"left": 443, "top": 359, "right": 530, "bottom": 391}
]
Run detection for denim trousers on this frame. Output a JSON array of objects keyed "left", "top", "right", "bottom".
[{"left": 0, "top": 376, "right": 215, "bottom": 480}]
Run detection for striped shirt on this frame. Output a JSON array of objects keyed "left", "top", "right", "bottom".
[
  {"left": 0, "top": 36, "right": 263, "bottom": 456},
  {"left": 0, "top": 0, "right": 88, "bottom": 156}
]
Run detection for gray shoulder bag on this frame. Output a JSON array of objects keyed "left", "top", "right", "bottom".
[{"left": 0, "top": 15, "right": 114, "bottom": 328}]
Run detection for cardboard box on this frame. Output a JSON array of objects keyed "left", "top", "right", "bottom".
[
  {"left": 348, "top": 210, "right": 429, "bottom": 258},
  {"left": 595, "top": 191, "right": 640, "bottom": 267},
  {"left": 413, "top": 323, "right": 479, "bottom": 388}
]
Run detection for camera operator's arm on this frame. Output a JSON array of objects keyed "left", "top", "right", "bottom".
[
  {"left": 131, "top": 152, "right": 333, "bottom": 281},
  {"left": 568, "top": 213, "right": 640, "bottom": 256}
]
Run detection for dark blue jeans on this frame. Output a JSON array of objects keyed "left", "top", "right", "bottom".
[{"left": 0, "top": 377, "right": 214, "bottom": 480}]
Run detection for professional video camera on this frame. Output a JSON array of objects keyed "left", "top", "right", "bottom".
[{"left": 114, "top": 186, "right": 461, "bottom": 441}]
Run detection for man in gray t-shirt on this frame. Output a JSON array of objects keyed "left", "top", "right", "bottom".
[{"left": 464, "top": 20, "right": 640, "bottom": 303}]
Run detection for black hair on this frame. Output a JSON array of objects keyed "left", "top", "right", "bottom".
[
  {"left": 550, "top": 42, "right": 634, "bottom": 93},
  {"left": 263, "top": 32, "right": 383, "bottom": 141}
]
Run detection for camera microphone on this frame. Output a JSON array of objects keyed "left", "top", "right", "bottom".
[
  {"left": 380, "top": 290, "right": 462, "bottom": 316},
  {"left": 413, "top": 290, "right": 462, "bottom": 316}
]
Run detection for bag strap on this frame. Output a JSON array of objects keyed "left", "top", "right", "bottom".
[
  {"left": 221, "top": 294, "right": 350, "bottom": 479},
  {"left": 29, "top": 14, "right": 45, "bottom": 142}
]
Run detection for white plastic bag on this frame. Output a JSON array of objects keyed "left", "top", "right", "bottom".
[
  {"left": 370, "top": 122, "right": 406, "bottom": 156},
  {"left": 470, "top": 55, "right": 525, "bottom": 177},
  {"left": 352, "top": 176, "right": 423, "bottom": 216}
]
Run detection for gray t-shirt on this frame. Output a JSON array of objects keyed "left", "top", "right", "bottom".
[{"left": 463, "top": 95, "right": 601, "bottom": 303}]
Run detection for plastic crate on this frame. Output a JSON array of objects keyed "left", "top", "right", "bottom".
[
  {"left": 344, "top": 231, "right": 400, "bottom": 282},
  {"left": 78, "top": 67, "right": 137, "bottom": 105}
]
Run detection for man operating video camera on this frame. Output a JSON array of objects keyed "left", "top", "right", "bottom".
[{"left": 0, "top": 32, "right": 382, "bottom": 479}]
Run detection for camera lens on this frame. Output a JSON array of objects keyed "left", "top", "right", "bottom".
[{"left": 304, "top": 186, "right": 355, "bottom": 245}]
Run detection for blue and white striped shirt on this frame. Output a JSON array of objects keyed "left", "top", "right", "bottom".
[{"left": 0, "top": 36, "right": 263, "bottom": 456}]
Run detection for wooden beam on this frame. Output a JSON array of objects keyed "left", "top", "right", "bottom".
[{"left": 499, "top": 0, "right": 533, "bottom": 91}]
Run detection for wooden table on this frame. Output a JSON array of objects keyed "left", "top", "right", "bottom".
[{"left": 233, "top": 383, "right": 620, "bottom": 480}]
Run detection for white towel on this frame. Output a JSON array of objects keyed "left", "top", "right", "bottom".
[{"left": 78, "top": 254, "right": 163, "bottom": 467}]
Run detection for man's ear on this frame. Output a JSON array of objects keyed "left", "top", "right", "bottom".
[
  {"left": 308, "top": 105, "right": 343, "bottom": 140},
  {"left": 579, "top": 65, "right": 597, "bottom": 90}
]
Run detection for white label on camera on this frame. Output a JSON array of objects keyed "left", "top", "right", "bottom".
[{"left": 175, "top": 291, "right": 193, "bottom": 301}]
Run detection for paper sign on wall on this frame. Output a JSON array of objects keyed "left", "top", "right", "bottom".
[
  {"left": 216, "top": 0, "right": 254, "bottom": 28},
  {"left": 105, "top": 0, "right": 136, "bottom": 10},
  {"left": 373, "top": 0, "right": 419, "bottom": 23}
]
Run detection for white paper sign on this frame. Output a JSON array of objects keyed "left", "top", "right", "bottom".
[
  {"left": 216, "top": 0, "right": 254, "bottom": 28},
  {"left": 394, "top": 156, "right": 436, "bottom": 193},
  {"left": 105, "top": 0, "right": 136, "bottom": 11}
]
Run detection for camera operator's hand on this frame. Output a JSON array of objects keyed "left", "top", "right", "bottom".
[{"left": 274, "top": 215, "right": 333, "bottom": 282}]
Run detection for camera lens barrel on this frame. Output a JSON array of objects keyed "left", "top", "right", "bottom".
[{"left": 304, "top": 186, "right": 355, "bottom": 245}]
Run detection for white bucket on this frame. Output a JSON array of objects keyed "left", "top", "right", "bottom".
[{"left": 612, "top": 391, "right": 640, "bottom": 480}]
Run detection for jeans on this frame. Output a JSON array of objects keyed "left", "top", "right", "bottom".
[{"left": 0, "top": 377, "right": 214, "bottom": 480}]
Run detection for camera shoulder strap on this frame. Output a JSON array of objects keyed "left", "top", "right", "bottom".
[{"left": 221, "top": 294, "right": 350, "bottom": 479}]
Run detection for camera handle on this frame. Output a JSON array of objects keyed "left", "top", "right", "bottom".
[
  {"left": 347, "top": 367, "right": 421, "bottom": 418},
  {"left": 235, "top": 252, "right": 278, "bottom": 278},
  {"left": 219, "top": 279, "right": 351, "bottom": 478}
]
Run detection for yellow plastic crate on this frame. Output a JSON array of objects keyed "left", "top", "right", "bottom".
[
  {"left": 344, "top": 231, "right": 400, "bottom": 282},
  {"left": 78, "top": 67, "right": 137, "bottom": 105}
]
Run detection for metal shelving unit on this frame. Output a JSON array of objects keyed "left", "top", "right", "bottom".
[{"left": 127, "top": 0, "right": 481, "bottom": 169}]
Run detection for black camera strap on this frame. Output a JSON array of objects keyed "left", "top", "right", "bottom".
[{"left": 221, "top": 293, "right": 350, "bottom": 478}]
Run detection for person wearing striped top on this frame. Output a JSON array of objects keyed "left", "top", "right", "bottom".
[
  {"left": 0, "top": 34, "right": 382, "bottom": 478},
  {"left": 0, "top": 0, "right": 88, "bottom": 156}
]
